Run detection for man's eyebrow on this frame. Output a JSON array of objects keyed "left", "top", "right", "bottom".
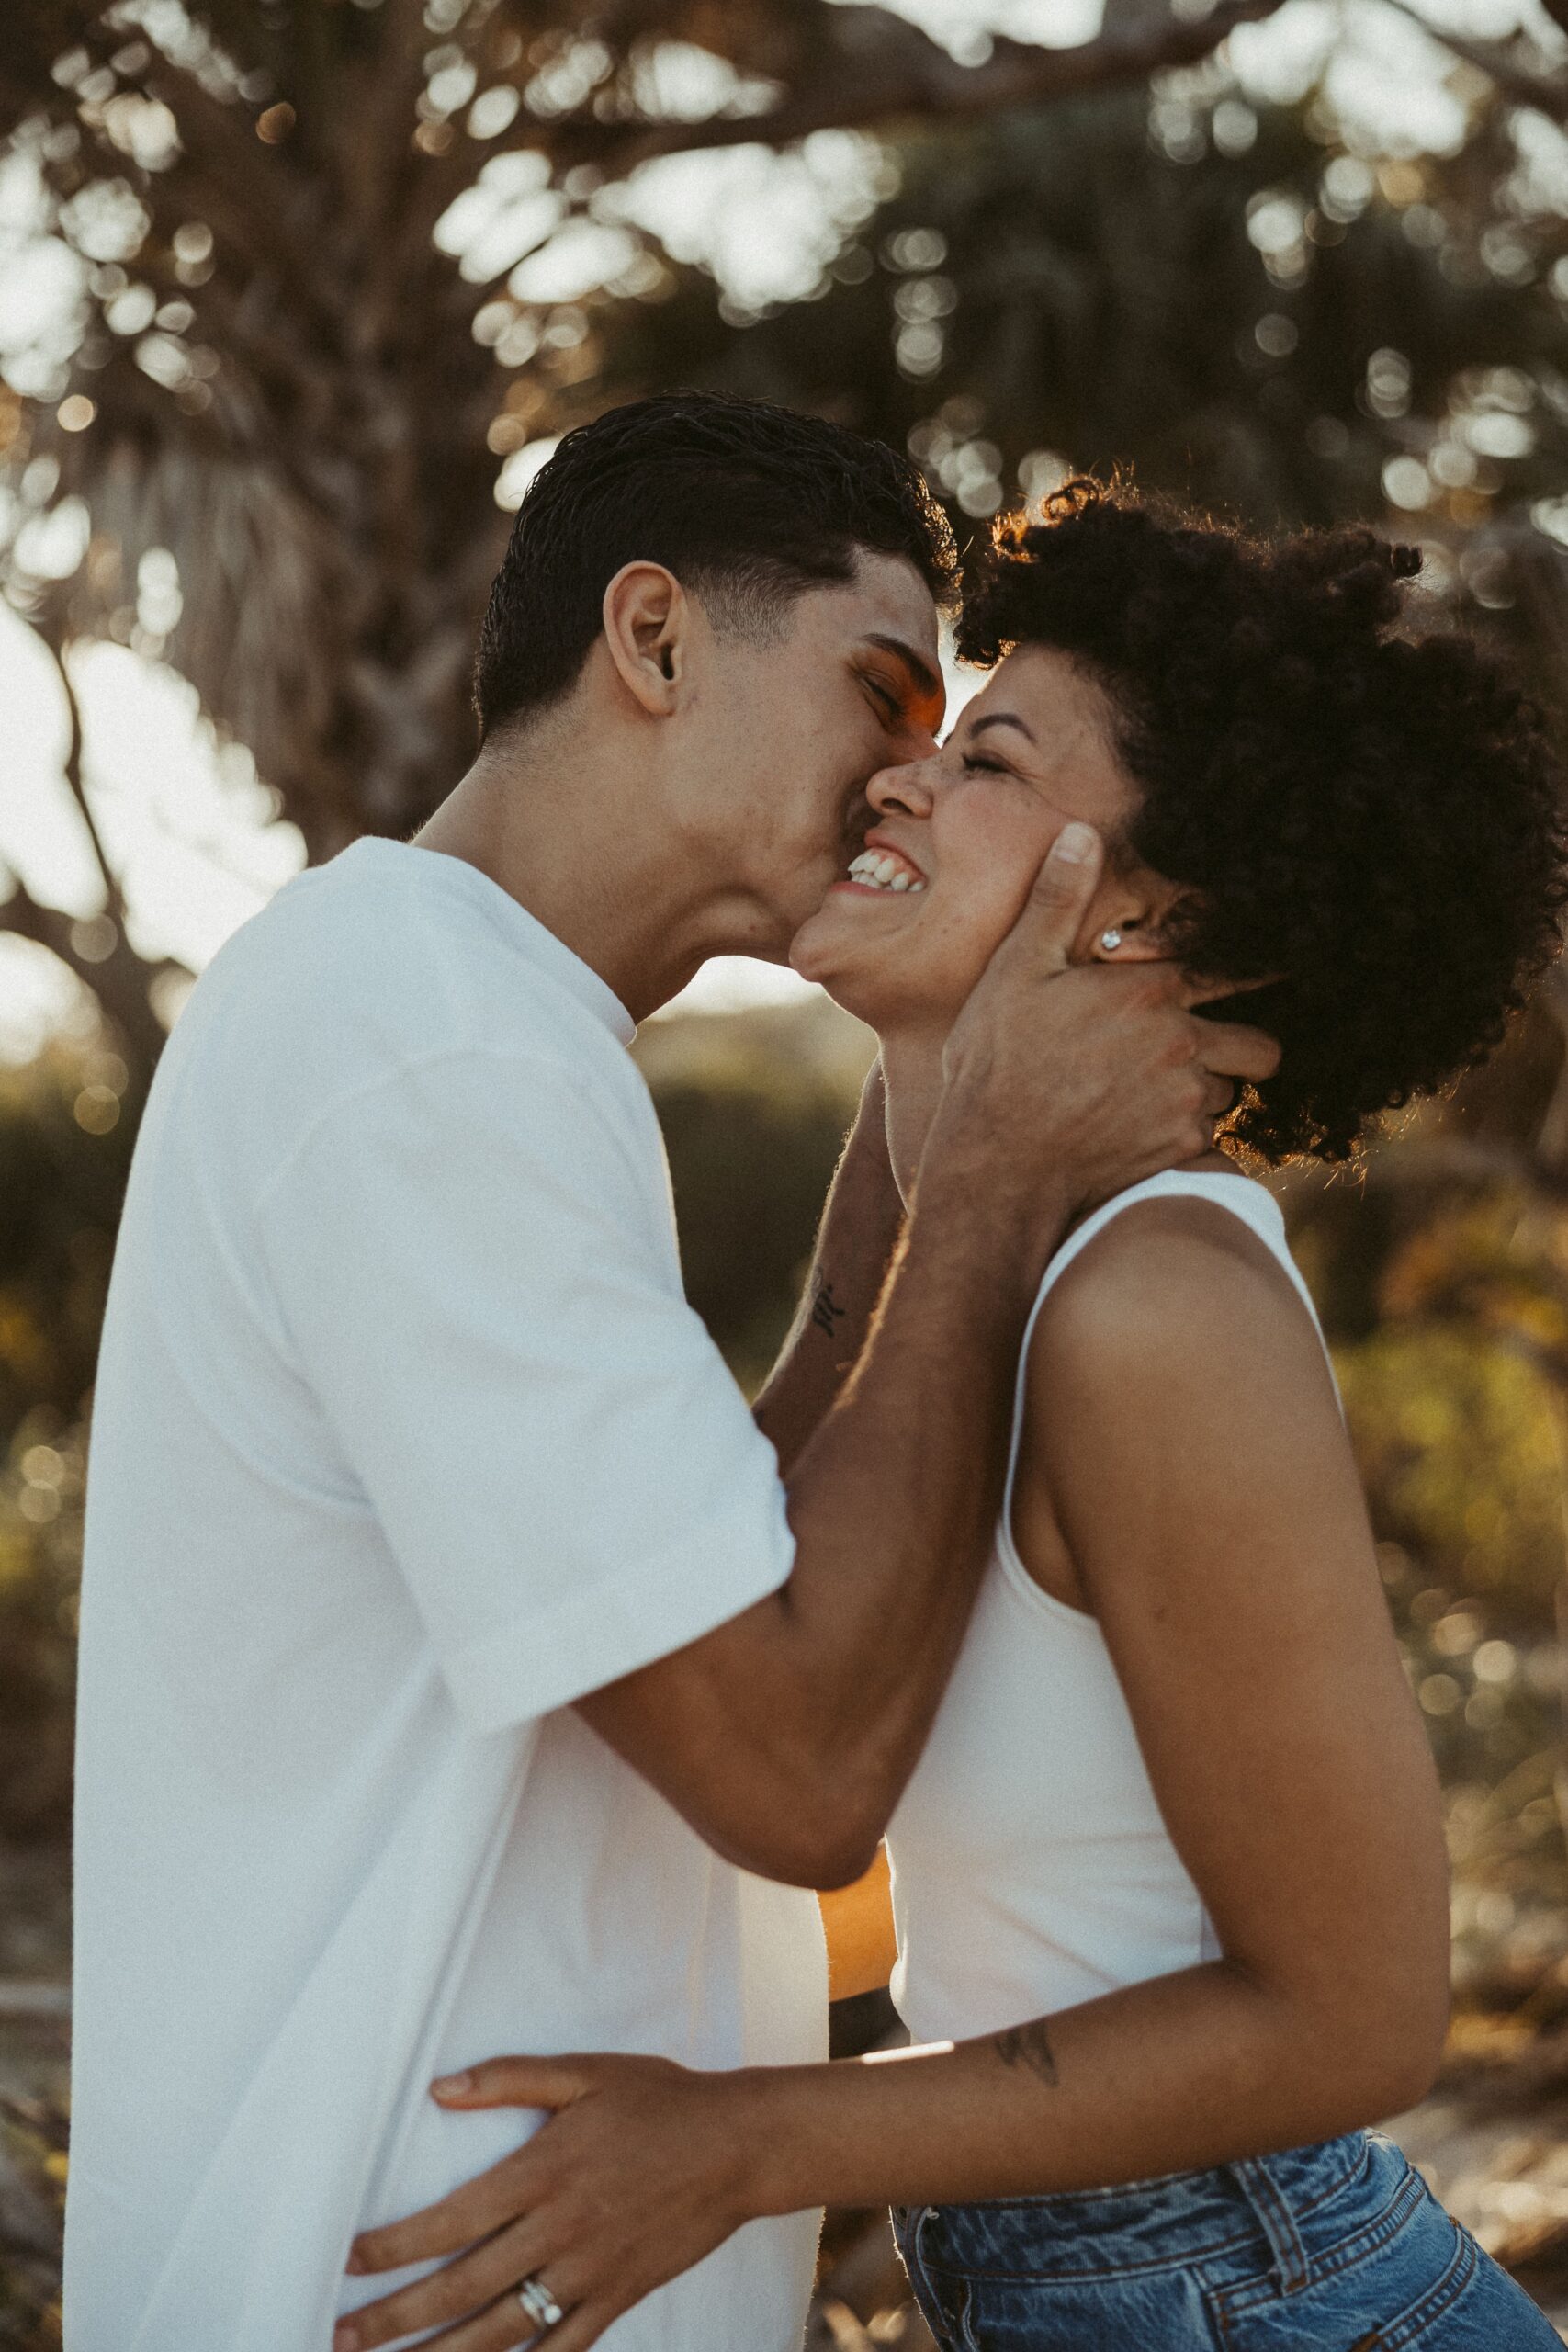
[
  {"left": 862, "top": 632, "right": 943, "bottom": 705},
  {"left": 968, "top": 711, "right": 1037, "bottom": 745}
]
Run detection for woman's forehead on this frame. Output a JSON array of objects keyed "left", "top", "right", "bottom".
[
  {"left": 967, "top": 647, "right": 1139, "bottom": 812},
  {"left": 977, "top": 640, "right": 1108, "bottom": 723}
]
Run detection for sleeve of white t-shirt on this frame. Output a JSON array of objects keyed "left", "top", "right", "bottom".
[{"left": 254, "top": 1046, "right": 796, "bottom": 1735}]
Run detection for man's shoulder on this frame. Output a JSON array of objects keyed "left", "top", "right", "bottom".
[
  {"left": 191, "top": 846, "right": 614, "bottom": 1059},
  {"left": 151, "top": 847, "right": 649, "bottom": 1190},
  {"left": 197, "top": 845, "right": 508, "bottom": 1023}
]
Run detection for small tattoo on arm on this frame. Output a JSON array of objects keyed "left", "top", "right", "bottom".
[
  {"left": 810, "top": 1281, "right": 848, "bottom": 1340},
  {"left": 993, "top": 2021, "right": 1060, "bottom": 2087}
]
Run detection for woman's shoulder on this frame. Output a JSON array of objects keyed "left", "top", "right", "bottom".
[{"left": 1028, "top": 1171, "right": 1327, "bottom": 1405}]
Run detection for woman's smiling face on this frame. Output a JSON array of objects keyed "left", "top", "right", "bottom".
[{"left": 790, "top": 643, "right": 1173, "bottom": 1027}]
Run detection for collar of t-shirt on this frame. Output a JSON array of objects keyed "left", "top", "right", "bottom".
[{"left": 346, "top": 836, "right": 637, "bottom": 1048}]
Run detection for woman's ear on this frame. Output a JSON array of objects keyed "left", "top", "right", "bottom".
[
  {"left": 1084, "top": 869, "right": 1183, "bottom": 963},
  {"left": 1090, "top": 919, "right": 1168, "bottom": 964},
  {"left": 601, "top": 561, "right": 688, "bottom": 716}
]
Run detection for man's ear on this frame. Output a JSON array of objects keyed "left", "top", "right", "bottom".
[{"left": 601, "top": 561, "right": 688, "bottom": 717}]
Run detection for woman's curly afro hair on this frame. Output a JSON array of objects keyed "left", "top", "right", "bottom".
[{"left": 958, "top": 478, "right": 1568, "bottom": 1163}]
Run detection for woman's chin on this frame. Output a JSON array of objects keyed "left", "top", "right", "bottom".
[
  {"left": 788, "top": 907, "right": 841, "bottom": 986},
  {"left": 788, "top": 930, "right": 922, "bottom": 1032}
]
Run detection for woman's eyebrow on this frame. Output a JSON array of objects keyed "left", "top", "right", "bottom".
[{"left": 967, "top": 712, "right": 1037, "bottom": 745}]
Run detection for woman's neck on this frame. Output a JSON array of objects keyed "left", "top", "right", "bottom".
[
  {"left": 879, "top": 1030, "right": 953, "bottom": 1209},
  {"left": 879, "top": 1024, "right": 1241, "bottom": 1215}
]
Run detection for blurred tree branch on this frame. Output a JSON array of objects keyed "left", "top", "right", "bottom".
[
  {"left": 1381, "top": 0, "right": 1568, "bottom": 121},
  {"left": 0, "top": 621, "right": 181, "bottom": 1091},
  {"left": 0, "top": 0, "right": 1563, "bottom": 1079},
  {"left": 494, "top": 1, "right": 1294, "bottom": 173},
  {"left": 0, "top": 0, "right": 1316, "bottom": 895}
]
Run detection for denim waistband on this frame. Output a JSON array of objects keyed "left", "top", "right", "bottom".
[{"left": 897, "top": 2132, "right": 1376, "bottom": 2284}]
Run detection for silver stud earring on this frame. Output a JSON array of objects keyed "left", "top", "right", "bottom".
[{"left": 1100, "top": 928, "right": 1122, "bottom": 954}]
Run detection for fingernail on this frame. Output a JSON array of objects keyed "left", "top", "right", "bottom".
[
  {"left": 333, "top": 2326, "right": 357, "bottom": 2351},
  {"left": 1053, "top": 822, "right": 1096, "bottom": 865},
  {"left": 433, "top": 2069, "right": 474, "bottom": 2098},
  {"left": 345, "top": 2249, "right": 367, "bottom": 2275}
]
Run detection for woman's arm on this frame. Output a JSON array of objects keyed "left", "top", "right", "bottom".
[
  {"left": 337, "top": 1203, "right": 1450, "bottom": 2351},
  {"left": 743, "top": 1200, "right": 1450, "bottom": 2202}
]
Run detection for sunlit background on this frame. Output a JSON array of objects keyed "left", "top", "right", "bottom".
[
  {"left": 4, "top": 1, "right": 1568, "bottom": 2344},
  {"left": 4, "top": 0, "right": 1565, "bottom": 1048}
]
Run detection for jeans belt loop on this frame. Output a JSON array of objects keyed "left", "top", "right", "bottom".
[
  {"left": 897, "top": 2206, "right": 937, "bottom": 2305},
  {"left": 1227, "top": 2154, "right": 1313, "bottom": 2295},
  {"left": 908, "top": 2206, "right": 968, "bottom": 2345}
]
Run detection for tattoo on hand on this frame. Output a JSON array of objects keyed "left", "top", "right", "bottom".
[
  {"left": 993, "top": 2021, "right": 1060, "bottom": 2087},
  {"left": 810, "top": 1281, "right": 848, "bottom": 1340}
]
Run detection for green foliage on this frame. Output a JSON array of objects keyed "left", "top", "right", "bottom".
[
  {"left": 0, "top": 1411, "right": 84, "bottom": 1848},
  {"left": 1298, "top": 1162, "right": 1568, "bottom": 1934},
  {"left": 1339, "top": 1325, "right": 1566, "bottom": 1627},
  {"left": 0, "top": 1035, "right": 128, "bottom": 1845},
  {"left": 725, "top": 93, "right": 1542, "bottom": 510},
  {"left": 0, "top": 2088, "right": 67, "bottom": 2348},
  {"left": 637, "top": 1002, "right": 872, "bottom": 1392},
  {"left": 604, "top": 80, "right": 1568, "bottom": 712},
  {"left": 0, "top": 1046, "right": 128, "bottom": 1438}
]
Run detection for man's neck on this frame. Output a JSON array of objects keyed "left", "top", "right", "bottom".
[{"left": 413, "top": 730, "right": 778, "bottom": 1023}]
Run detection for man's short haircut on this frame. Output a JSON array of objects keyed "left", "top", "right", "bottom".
[{"left": 472, "top": 391, "right": 957, "bottom": 737}]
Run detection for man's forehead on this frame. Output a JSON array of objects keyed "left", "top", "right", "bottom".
[{"left": 809, "top": 549, "right": 942, "bottom": 663}]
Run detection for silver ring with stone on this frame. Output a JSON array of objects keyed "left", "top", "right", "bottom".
[{"left": 517, "top": 2275, "right": 564, "bottom": 2330}]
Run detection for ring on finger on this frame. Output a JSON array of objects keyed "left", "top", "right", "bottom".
[{"left": 517, "top": 2276, "right": 565, "bottom": 2330}]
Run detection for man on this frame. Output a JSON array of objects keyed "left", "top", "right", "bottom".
[{"left": 65, "top": 393, "right": 1275, "bottom": 2351}]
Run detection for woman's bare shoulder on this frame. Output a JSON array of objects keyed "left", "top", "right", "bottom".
[
  {"left": 1017, "top": 1188, "right": 1350, "bottom": 1611},
  {"left": 1027, "top": 1187, "right": 1332, "bottom": 1415}
]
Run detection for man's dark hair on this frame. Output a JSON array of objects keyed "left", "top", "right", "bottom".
[
  {"left": 960, "top": 478, "right": 1568, "bottom": 1163},
  {"left": 473, "top": 391, "right": 956, "bottom": 736}
]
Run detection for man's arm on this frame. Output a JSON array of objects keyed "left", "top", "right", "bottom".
[
  {"left": 576, "top": 831, "right": 1282, "bottom": 1888},
  {"left": 578, "top": 1136, "right": 1038, "bottom": 1886},
  {"left": 750, "top": 1061, "right": 903, "bottom": 1477}
]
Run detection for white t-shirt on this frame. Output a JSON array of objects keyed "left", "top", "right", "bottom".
[{"left": 64, "top": 838, "right": 827, "bottom": 2352}]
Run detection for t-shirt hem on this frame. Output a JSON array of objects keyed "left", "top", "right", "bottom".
[{"left": 444, "top": 1503, "right": 795, "bottom": 1735}]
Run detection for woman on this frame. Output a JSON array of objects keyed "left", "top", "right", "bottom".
[{"left": 342, "top": 485, "right": 1567, "bottom": 2350}]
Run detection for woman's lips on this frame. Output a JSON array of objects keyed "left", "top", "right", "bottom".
[{"left": 835, "top": 842, "right": 929, "bottom": 895}]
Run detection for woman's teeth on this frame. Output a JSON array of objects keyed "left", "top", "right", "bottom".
[{"left": 847, "top": 850, "right": 926, "bottom": 894}]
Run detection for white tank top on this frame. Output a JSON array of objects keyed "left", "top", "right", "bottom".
[{"left": 886, "top": 1168, "right": 1334, "bottom": 2047}]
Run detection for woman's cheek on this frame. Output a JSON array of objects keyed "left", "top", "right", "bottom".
[
  {"left": 918, "top": 889, "right": 1017, "bottom": 1001},
  {"left": 958, "top": 854, "right": 1038, "bottom": 949}
]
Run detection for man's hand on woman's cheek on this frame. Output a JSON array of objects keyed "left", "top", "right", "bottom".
[{"left": 334, "top": 2052, "right": 758, "bottom": 2352}]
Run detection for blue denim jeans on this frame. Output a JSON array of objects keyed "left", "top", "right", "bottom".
[{"left": 893, "top": 2132, "right": 1562, "bottom": 2349}]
